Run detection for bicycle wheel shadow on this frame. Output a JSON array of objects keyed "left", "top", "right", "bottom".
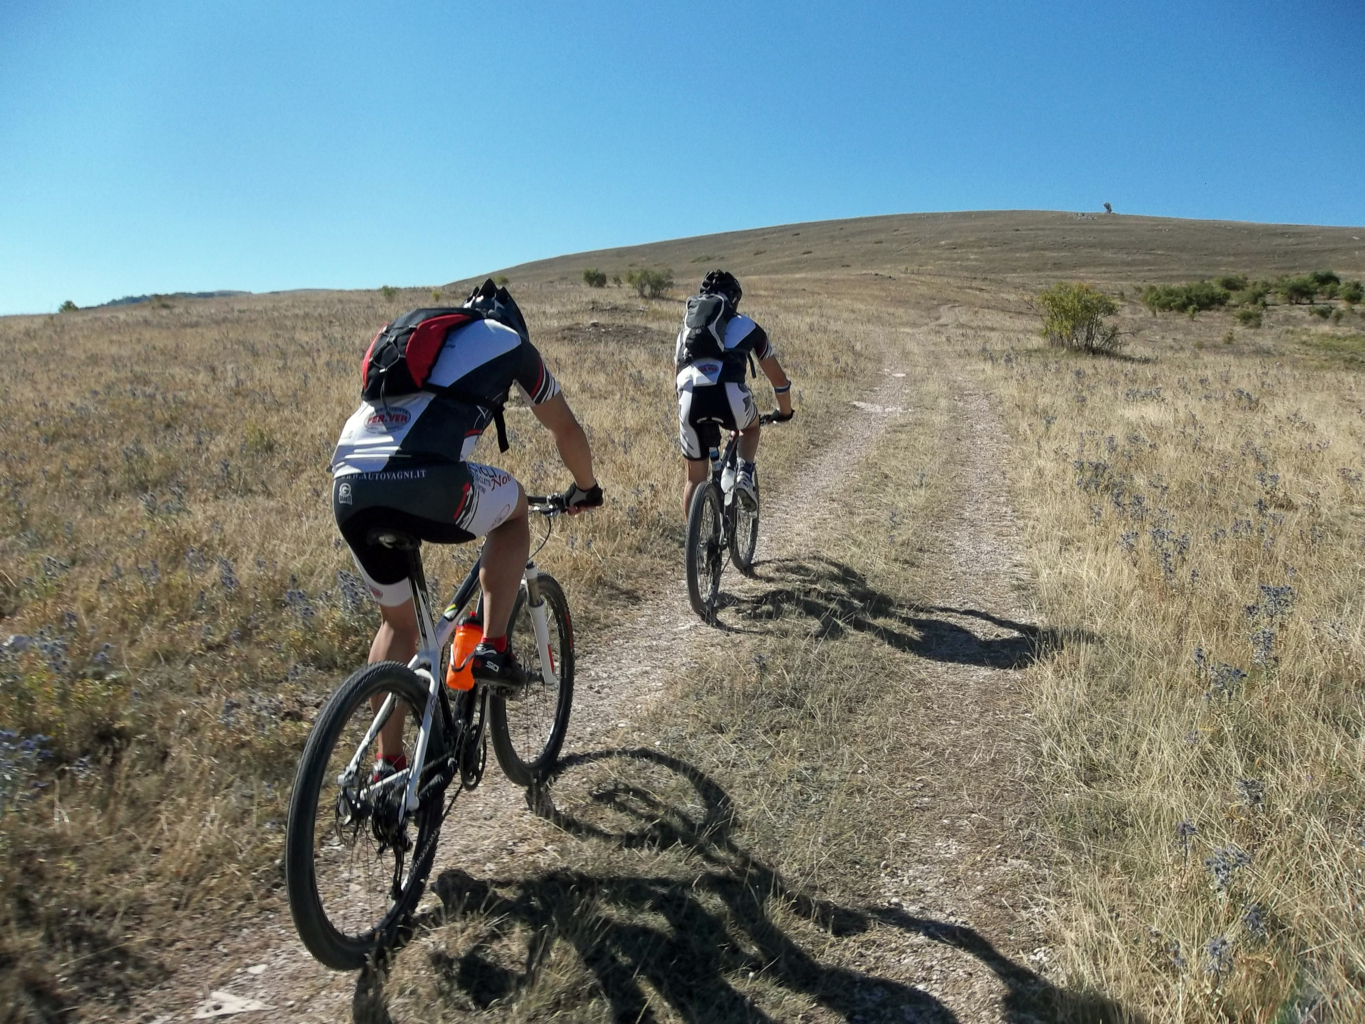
[
  {"left": 728, "top": 556, "right": 1098, "bottom": 669},
  {"left": 353, "top": 748, "right": 1138, "bottom": 1024}
]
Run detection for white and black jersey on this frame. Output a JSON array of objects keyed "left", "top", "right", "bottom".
[
  {"left": 674, "top": 314, "right": 774, "bottom": 388},
  {"left": 331, "top": 319, "right": 560, "bottom": 476}
]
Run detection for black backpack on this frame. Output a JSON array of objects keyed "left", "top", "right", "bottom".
[
  {"left": 677, "top": 293, "right": 737, "bottom": 367},
  {"left": 360, "top": 306, "right": 514, "bottom": 451}
]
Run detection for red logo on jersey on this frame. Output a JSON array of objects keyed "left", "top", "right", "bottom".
[{"left": 364, "top": 409, "right": 411, "bottom": 432}]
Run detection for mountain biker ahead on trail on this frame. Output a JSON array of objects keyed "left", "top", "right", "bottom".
[
  {"left": 330, "top": 280, "right": 601, "bottom": 772},
  {"left": 675, "top": 270, "right": 792, "bottom": 516}
]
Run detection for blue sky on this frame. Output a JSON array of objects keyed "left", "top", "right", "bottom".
[{"left": 2, "top": 0, "right": 1362, "bottom": 315}]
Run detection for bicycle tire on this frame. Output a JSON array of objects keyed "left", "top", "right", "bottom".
[
  {"left": 685, "top": 482, "right": 725, "bottom": 621},
  {"left": 729, "top": 471, "right": 760, "bottom": 575},
  {"left": 284, "top": 661, "right": 444, "bottom": 970},
  {"left": 491, "top": 573, "right": 574, "bottom": 786}
]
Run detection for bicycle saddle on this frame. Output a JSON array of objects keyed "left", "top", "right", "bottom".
[{"left": 366, "top": 528, "right": 420, "bottom": 551}]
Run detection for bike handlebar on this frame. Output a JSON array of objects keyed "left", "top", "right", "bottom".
[{"left": 525, "top": 494, "right": 567, "bottom": 516}]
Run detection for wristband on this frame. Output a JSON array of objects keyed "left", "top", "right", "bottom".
[{"left": 773, "top": 382, "right": 792, "bottom": 394}]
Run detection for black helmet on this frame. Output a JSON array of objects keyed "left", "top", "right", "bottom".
[
  {"left": 699, "top": 269, "right": 741, "bottom": 306},
  {"left": 463, "top": 278, "right": 530, "bottom": 345}
]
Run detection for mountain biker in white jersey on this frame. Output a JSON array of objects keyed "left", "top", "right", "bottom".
[
  {"left": 676, "top": 270, "right": 793, "bottom": 517},
  {"left": 330, "top": 280, "right": 600, "bottom": 776}
]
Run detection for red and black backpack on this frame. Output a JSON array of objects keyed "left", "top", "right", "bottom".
[{"left": 359, "top": 307, "right": 513, "bottom": 451}]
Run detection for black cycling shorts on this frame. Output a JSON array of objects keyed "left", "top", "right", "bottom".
[{"left": 333, "top": 460, "right": 520, "bottom": 606}]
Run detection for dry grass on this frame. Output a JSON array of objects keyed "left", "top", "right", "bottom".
[
  {"left": 965, "top": 295, "right": 1365, "bottom": 1021},
  {"left": 0, "top": 281, "right": 868, "bottom": 1019}
]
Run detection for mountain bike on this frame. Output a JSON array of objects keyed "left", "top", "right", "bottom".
[
  {"left": 685, "top": 413, "right": 780, "bottom": 622},
  {"left": 284, "top": 496, "right": 573, "bottom": 970}
]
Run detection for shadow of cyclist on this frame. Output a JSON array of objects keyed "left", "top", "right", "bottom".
[
  {"left": 356, "top": 748, "right": 1136, "bottom": 1024},
  {"left": 731, "top": 556, "right": 1096, "bottom": 669}
]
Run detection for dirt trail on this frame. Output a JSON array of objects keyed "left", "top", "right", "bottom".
[{"left": 131, "top": 330, "right": 1065, "bottom": 1023}]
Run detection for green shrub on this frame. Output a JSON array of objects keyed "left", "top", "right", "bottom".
[
  {"left": 1340, "top": 280, "right": 1364, "bottom": 305},
  {"left": 1215, "top": 275, "right": 1248, "bottom": 292},
  {"left": 625, "top": 268, "right": 674, "bottom": 299},
  {"left": 1231, "top": 282, "right": 1271, "bottom": 307},
  {"left": 494, "top": 275, "right": 509, "bottom": 286},
  {"left": 1037, "top": 282, "right": 1123, "bottom": 353},
  {"left": 1234, "top": 307, "right": 1263, "bottom": 328},
  {"left": 58, "top": 300, "right": 78, "bottom": 313},
  {"left": 611, "top": 275, "right": 622, "bottom": 287},
  {"left": 582, "top": 268, "right": 607, "bottom": 288},
  {"left": 1310, "top": 305, "right": 1333, "bottom": 319},
  {"left": 1310, "top": 269, "right": 1341, "bottom": 289},
  {"left": 1278, "top": 277, "right": 1315, "bottom": 304},
  {"left": 1140, "top": 281, "right": 1229, "bottom": 314},
  {"left": 379, "top": 285, "right": 398, "bottom": 301}
]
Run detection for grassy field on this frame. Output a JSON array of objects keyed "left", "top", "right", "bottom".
[{"left": 2, "top": 211, "right": 1364, "bottom": 1021}]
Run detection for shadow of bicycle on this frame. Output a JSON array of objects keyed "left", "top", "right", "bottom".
[
  {"left": 722, "top": 556, "right": 1097, "bottom": 669},
  {"left": 353, "top": 748, "right": 1137, "bottom": 1024}
]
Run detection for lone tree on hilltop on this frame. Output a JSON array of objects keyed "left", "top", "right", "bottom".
[
  {"left": 1103, "top": 202, "right": 1113, "bottom": 214},
  {"left": 1037, "top": 282, "right": 1124, "bottom": 354}
]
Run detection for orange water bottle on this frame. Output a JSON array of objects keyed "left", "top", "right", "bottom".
[{"left": 446, "top": 618, "right": 483, "bottom": 690}]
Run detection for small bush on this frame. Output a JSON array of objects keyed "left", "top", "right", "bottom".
[
  {"left": 1140, "top": 281, "right": 1230, "bottom": 314},
  {"left": 1234, "top": 307, "right": 1263, "bottom": 328},
  {"left": 1037, "top": 282, "right": 1123, "bottom": 353},
  {"left": 379, "top": 285, "right": 398, "bottom": 301},
  {"left": 1340, "top": 281, "right": 1364, "bottom": 305},
  {"left": 57, "top": 300, "right": 78, "bottom": 313},
  {"left": 582, "top": 268, "right": 607, "bottom": 288},
  {"left": 625, "top": 268, "right": 674, "bottom": 299},
  {"left": 1277, "top": 277, "right": 1315, "bottom": 304},
  {"left": 1231, "top": 282, "right": 1270, "bottom": 307},
  {"left": 1310, "top": 305, "right": 1333, "bottom": 319},
  {"left": 494, "top": 275, "right": 509, "bottom": 286},
  {"left": 1310, "top": 269, "right": 1341, "bottom": 289},
  {"left": 611, "top": 275, "right": 622, "bottom": 287},
  {"left": 1215, "top": 275, "right": 1248, "bottom": 292}
]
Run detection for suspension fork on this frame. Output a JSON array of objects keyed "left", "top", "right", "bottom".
[{"left": 522, "top": 562, "right": 558, "bottom": 687}]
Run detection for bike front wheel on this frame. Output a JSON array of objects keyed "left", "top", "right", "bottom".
[
  {"left": 491, "top": 573, "right": 575, "bottom": 786},
  {"left": 284, "top": 662, "right": 444, "bottom": 970},
  {"left": 729, "top": 472, "right": 760, "bottom": 575},
  {"left": 685, "top": 482, "right": 725, "bottom": 621}
]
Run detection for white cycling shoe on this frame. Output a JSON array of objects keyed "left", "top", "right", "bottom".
[{"left": 734, "top": 463, "right": 758, "bottom": 511}]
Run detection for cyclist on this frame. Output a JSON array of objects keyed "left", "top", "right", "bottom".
[
  {"left": 676, "top": 270, "right": 793, "bottom": 517},
  {"left": 330, "top": 280, "right": 601, "bottom": 775}
]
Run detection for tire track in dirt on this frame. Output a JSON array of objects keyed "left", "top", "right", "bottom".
[{"left": 129, "top": 371, "right": 920, "bottom": 1023}]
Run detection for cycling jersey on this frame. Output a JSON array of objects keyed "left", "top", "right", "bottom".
[
  {"left": 330, "top": 317, "right": 560, "bottom": 606},
  {"left": 331, "top": 319, "right": 560, "bottom": 476},
  {"left": 674, "top": 314, "right": 774, "bottom": 388}
]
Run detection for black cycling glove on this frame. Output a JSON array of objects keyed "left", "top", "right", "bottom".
[
  {"left": 562, "top": 482, "right": 603, "bottom": 510},
  {"left": 772, "top": 409, "right": 795, "bottom": 422}
]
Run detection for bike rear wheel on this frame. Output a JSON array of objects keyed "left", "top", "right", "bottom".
[
  {"left": 284, "top": 662, "right": 444, "bottom": 970},
  {"left": 729, "top": 471, "right": 760, "bottom": 575},
  {"left": 490, "top": 573, "right": 575, "bottom": 786},
  {"left": 685, "top": 482, "right": 725, "bottom": 621}
]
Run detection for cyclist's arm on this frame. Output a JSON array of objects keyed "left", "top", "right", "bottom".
[
  {"left": 759, "top": 355, "right": 793, "bottom": 417},
  {"left": 531, "top": 393, "right": 597, "bottom": 490}
]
